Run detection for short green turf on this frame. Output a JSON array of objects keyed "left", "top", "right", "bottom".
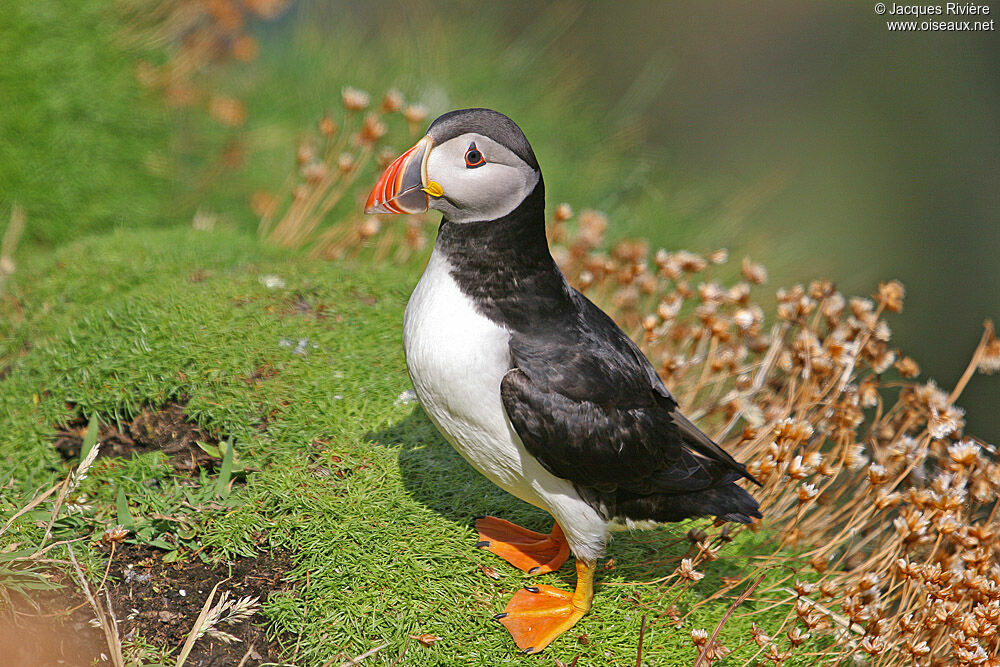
[
  {"left": 0, "top": 0, "right": 176, "bottom": 248},
  {"left": 1, "top": 228, "right": 813, "bottom": 665}
]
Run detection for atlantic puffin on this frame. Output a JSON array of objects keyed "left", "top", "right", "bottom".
[{"left": 365, "top": 108, "right": 761, "bottom": 654}]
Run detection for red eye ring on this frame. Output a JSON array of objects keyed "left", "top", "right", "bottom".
[{"left": 464, "top": 142, "right": 486, "bottom": 168}]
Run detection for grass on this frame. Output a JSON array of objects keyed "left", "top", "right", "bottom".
[
  {"left": 1, "top": 228, "right": 799, "bottom": 665},
  {"left": 0, "top": 0, "right": 176, "bottom": 248}
]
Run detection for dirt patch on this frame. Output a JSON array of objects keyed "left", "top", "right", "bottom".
[
  {"left": 107, "top": 543, "right": 294, "bottom": 665},
  {"left": 54, "top": 403, "right": 222, "bottom": 473},
  {"left": 3, "top": 545, "right": 294, "bottom": 666}
]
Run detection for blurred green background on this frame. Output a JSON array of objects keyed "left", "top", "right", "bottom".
[{"left": 3, "top": 0, "right": 997, "bottom": 437}]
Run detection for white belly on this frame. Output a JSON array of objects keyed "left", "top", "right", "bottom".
[{"left": 402, "top": 249, "right": 607, "bottom": 561}]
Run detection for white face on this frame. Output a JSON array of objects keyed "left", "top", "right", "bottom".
[{"left": 425, "top": 133, "right": 539, "bottom": 223}]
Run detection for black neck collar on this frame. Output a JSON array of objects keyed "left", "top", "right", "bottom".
[{"left": 434, "top": 179, "right": 573, "bottom": 330}]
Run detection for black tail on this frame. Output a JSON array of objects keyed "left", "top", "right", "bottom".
[{"left": 614, "top": 480, "right": 762, "bottom": 525}]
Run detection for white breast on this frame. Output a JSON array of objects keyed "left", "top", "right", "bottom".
[{"left": 402, "top": 248, "right": 608, "bottom": 562}]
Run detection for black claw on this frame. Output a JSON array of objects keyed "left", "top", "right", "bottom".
[
  {"left": 493, "top": 612, "right": 508, "bottom": 620},
  {"left": 523, "top": 585, "right": 540, "bottom": 593},
  {"left": 527, "top": 566, "right": 540, "bottom": 574},
  {"left": 520, "top": 647, "right": 535, "bottom": 655},
  {"left": 474, "top": 540, "right": 491, "bottom": 548}
]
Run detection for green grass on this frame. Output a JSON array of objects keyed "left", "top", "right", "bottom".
[
  {"left": 0, "top": 0, "right": 176, "bottom": 247},
  {"left": 1, "top": 228, "right": 803, "bottom": 665}
]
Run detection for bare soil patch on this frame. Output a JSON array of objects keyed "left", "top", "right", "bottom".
[
  {"left": 54, "top": 402, "right": 222, "bottom": 473},
  {"left": 3, "top": 545, "right": 294, "bottom": 666},
  {"left": 108, "top": 543, "right": 294, "bottom": 665}
]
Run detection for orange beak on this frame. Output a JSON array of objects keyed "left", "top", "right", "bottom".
[{"left": 364, "top": 136, "right": 434, "bottom": 215}]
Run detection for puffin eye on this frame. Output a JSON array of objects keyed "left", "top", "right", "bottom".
[{"left": 464, "top": 142, "right": 486, "bottom": 169}]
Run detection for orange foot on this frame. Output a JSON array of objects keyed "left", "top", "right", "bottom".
[
  {"left": 495, "top": 560, "right": 595, "bottom": 654},
  {"left": 475, "top": 517, "right": 570, "bottom": 574}
]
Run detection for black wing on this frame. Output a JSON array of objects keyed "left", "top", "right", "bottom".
[{"left": 501, "top": 290, "right": 756, "bottom": 496}]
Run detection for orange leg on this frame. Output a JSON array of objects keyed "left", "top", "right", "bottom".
[
  {"left": 495, "top": 559, "right": 595, "bottom": 654},
  {"left": 474, "top": 516, "right": 570, "bottom": 574}
]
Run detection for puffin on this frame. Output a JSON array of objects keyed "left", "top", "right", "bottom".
[{"left": 365, "top": 108, "right": 761, "bottom": 654}]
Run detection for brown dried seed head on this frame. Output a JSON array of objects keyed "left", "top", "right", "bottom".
[
  {"left": 359, "top": 114, "right": 387, "bottom": 144},
  {"left": 403, "top": 104, "right": 427, "bottom": 126},
  {"left": 250, "top": 191, "right": 278, "bottom": 218},
  {"left": 676, "top": 250, "right": 707, "bottom": 273},
  {"left": 948, "top": 440, "right": 979, "bottom": 466},
  {"left": 979, "top": 320, "right": 1000, "bottom": 373},
  {"left": 208, "top": 96, "right": 247, "bottom": 126},
  {"left": 341, "top": 86, "right": 370, "bottom": 111},
  {"left": 904, "top": 640, "right": 930, "bottom": 658},
  {"left": 319, "top": 114, "right": 338, "bottom": 138},
  {"left": 874, "top": 490, "right": 902, "bottom": 509},
  {"left": 206, "top": 0, "right": 243, "bottom": 30},
  {"left": 751, "top": 623, "right": 771, "bottom": 647},
  {"left": 929, "top": 404, "right": 965, "bottom": 439},
  {"left": 867, "top": 463, "right": 889, "bottom": 485},
  {"left": 787, "top": 627, "right": 810, "bottom": 646},
  {"left": 727, "top": 282, "right": 751, "bottom": 304},
  {"left": 741, "top": 257, "right": 767, "bottom": 284},
  {"left": 101, "top": 525, "right": 129, "bottom": 544},
  {"left": 337, "top": 152, "right": 356, "bottom": 173},
  {"left": 707, "top": 248, "right": 729, "bottom": 264},
  {"left": 895, "top": 355, "right": 920, "bottom": 378},
  {"left": 301, "top": 162, "right": 328, "bottom": 184},
  {"left": 787, "top": 455, "right": 808, "bottom": 480},
  {"left": 358, "top": 217, "right": 381, "bottom": 239},
  {"left": 797, "top": 482, "right": 819, "bottom": 503},
  {"left": 690, "top": 628, "right": 709, "bottom": 647},
  {"left": 822, "top": 292, "right": 845, "bottom": 319},
  {"left": 705, "top": 643, "right": 731, "bottom": 662},
  {"left": 296, "top": 142, "right": 315, "bottom": 166},
  {"left": 697, "top": 281, "right": 725, "bottom": 304},
  {"left": 877, "top": 280, "right": 905, "bottom": 312},
  {"left": 794, "top": 580, "right": 816, "bottom": 597},
  {"left": 554, "top": 202, "right": 573, "bottom": 222},
  {"left": 381, "top": 89, "right": 404, "bottom": 113},
  {"left": 677, "top": 558, "right": 704, "bottom": 581}
]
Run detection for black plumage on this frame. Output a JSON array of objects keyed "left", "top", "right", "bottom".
[{"left": 435, "top": 138, "right": 761, "bottom": 526}]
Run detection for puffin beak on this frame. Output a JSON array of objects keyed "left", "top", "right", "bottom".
[{"left": 364, "top": 135, "right": 438, "bottom": 215}]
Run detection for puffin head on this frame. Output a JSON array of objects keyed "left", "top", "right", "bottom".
[{"left": 365, "top": 108, "right": 541, "bottom": 223}]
